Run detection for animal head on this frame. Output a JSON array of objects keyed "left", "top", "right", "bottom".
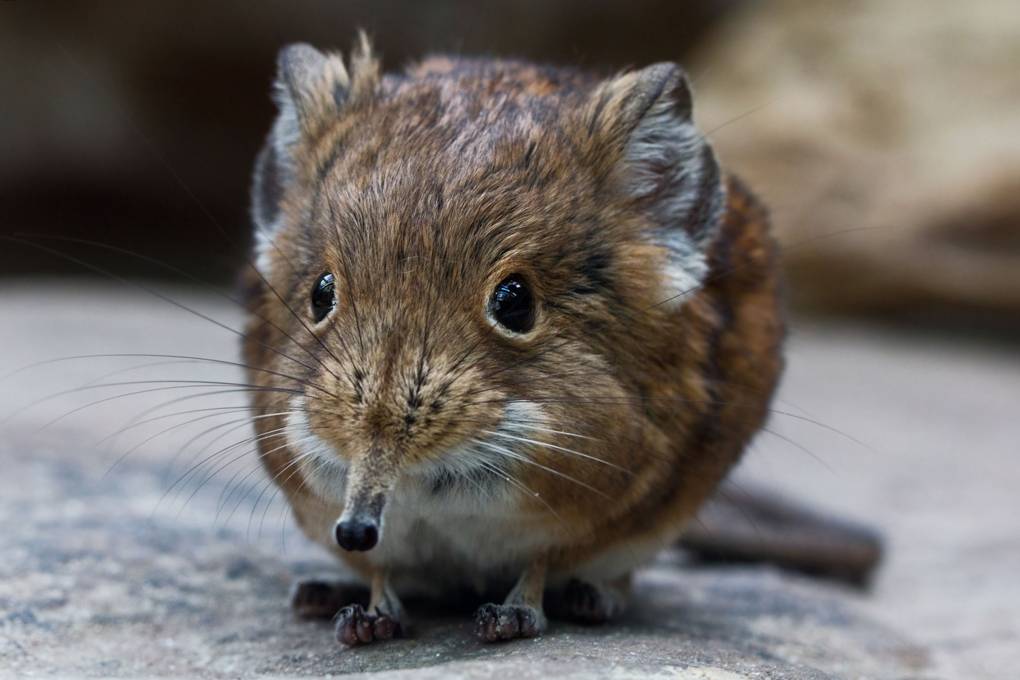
[{"left": 248, "top": 36, "right": 726, "bottom": 551}]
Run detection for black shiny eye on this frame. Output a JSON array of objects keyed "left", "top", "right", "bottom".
[
  {"left": 488, "top": 274, "right": 535, "bottom": 334},
  {"left": 311, "top": 272, "right": 336, "bottom": 323}
]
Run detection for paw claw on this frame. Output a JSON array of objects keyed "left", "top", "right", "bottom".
[
  {"left": 335, "top": 603, "right": 403, "bottom": 647},
  {"left": 372, "top": 611, "right": 400, "bottom": 640},
  {"left": 475, "top": 603, "right": 545, "bottom": 642}
]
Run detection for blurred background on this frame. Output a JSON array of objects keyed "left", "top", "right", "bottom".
[
  {"left": 2, "top": 2, "right": 1019, "bottom": 679},
  {"left": 3, "top": 0, "right": 1020, "bottom": 335}
]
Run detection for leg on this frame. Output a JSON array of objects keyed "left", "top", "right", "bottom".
[
  {"left": 290, "top": 578, "right": 369, "bottom": 620},
  {"left": 546, "top": 574, "right": 631, "bottom": 625},
  {"left": 334, "top": 569, "right": 406, "bottom": 646},
  {"left": 475, "top": 559, "right": 548, "bottom": 642}
]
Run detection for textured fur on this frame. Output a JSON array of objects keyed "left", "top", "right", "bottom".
[{"left": 242, "top": 38, "right": 784, "bottom": 643}]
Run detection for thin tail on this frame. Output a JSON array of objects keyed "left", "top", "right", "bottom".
[{"left": 680, "top": 481, "right": 883, "bottom": 588}]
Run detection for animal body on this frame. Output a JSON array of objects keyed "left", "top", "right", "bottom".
[{"left": 242, "top": 35, "right": 784, "bottom": 645}]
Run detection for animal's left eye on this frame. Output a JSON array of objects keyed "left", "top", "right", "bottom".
[
  {"left": 488, "top": 274, "right": 535, "bottom": 334},
  {"left": 310, "top": 272, "right": 336, "bottom": 323}
]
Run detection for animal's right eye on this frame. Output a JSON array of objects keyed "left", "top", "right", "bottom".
[{"left": 311, "top": 272, "right": 336, "bottom": 323}]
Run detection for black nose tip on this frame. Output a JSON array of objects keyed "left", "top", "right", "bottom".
[{"left": 334, "top": 518, "right": 379, "bottom": 551}]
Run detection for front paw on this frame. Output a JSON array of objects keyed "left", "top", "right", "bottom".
[
  {"left": 335, "top": 603, "right": 403, "bottom": 646},
  {"left": 474, "top": 603, "right": 546, "bottom": 642}
]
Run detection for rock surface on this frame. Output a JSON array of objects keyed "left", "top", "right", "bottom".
[
  {"left": 0, "top": 441, "right": 921, "bottom": 679},
  {"left": 3, "top": 283, "right": 1019, "bottom": 678}
]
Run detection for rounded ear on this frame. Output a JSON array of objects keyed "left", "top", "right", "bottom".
[
  {"left": 251, "top": 35, "right": 380, "bottom": 271},
  {"left": 274, "top": 42, "right": 360, "bottom": 135},
  {"left": 272, "top": 33, "right": 380, "bottom": 141},
  {"left": 587, "top": 63, "right": 726, "bottom": 303}
]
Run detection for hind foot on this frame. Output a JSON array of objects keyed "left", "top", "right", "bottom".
[
  {"left": 546, "top": 577, "right": 629, "bottom": 625},
  {"left": 290, "top": 578, "right": 368, "bottom": 620},
  {"left": 475, "top": 558, "right": 548, "bottom": 642}
]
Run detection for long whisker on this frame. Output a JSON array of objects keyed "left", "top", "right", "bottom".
[
  {"left": 474, "top": 457, "right": 563, "bottom": 523},
  {"left": 171, "top": 413, "right": 287, "bottom": 472},
  {"left": 203, "top": 442, "right": 313, "bottom": 527},
  {"left": 766, "top": 409, "right": 877, "bottom": 454},
  {"left": 218, "top": 435, "right": 329, "bottom": 524},
  {"left": 260, "top": 206, "right": 365, "bottom": 380},
  {"left": 160, "top": 425, "right": 293, "bottom": 508},
  {"left": 44, "top": 48, "right": 368, "bottom": 396},
  {"left": 14, "top": 232, "right": 350, "bottom": 386},
  {"left": 252, "top": 444, "right": 328, "bottom": 540},
  {"left": 480, "top": 429, "right": 632, "bottom": 475},
  {"left": 43, "top": 48, "right": 352, "bottom": 386},
  {"left": 89, "top": 389, "right": 263, "bottom": 442},
  {"left": 470, "top": 438, "right": 610, "bottom": 499},
  {"left": 156, "top": 411, "right": 302, "bottom": 485},
  {"left": 103, "top": 409, "right": 294, "bottom": 477},
  {"left": 14, "top": 380, "right": 301, "bottom": 431},
  {"left": 242, "top": 254, "right": 357, "bottom": 388},
  {"left": 510, "top": 424, "right": 600, "bottom": 441},
  {"left": 99, "top": 405, "right": 274, "bottom": 447},
  {"left": 3, "top": 235, "right": 327, "bottom": 383},
  {"left": 1, "top": 352, "right": 335, "bottom": 398},
  {"left": 237, "top": 444, "right": 325, "bottom": 533},
  {"left": 276, "top": 453, "right": 336, "bottom": 552},
  {"left": 760, "top": 426, "right": 834, "bottom": 473},
  {"left": 164, "top": 428, "right": 310, "bottom": 517}
]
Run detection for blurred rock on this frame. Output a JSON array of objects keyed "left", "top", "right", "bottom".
[{"left": 693, "top": 0, "right": 1020, "bottom": 327}]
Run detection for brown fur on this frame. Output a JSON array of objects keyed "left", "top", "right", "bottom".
[{"left": 242, "top": 39, "right": 783, "bottom": 642}]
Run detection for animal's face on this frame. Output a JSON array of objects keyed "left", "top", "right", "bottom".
[{"left": 247, "top": 41, "right": 725, "bottom": 549}]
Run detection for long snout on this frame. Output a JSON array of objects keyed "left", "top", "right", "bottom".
[{"left": 334, "top": 446, "right": 398, "bottom": 552}]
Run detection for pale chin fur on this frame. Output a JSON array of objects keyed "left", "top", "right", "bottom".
[{"left": 283, "top": 395, "right": 348, "bottom": 504}]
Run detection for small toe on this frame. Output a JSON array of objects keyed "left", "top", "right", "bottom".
[
  {"left": 372, "top": 611, "right": 402, "bottom": 640},
  {"left": 475, "top": 603, "right": 545, "bottom": 642},
  {"left": 334, "top": 603, "right": 403, "bottom": 646},
  {"left": 335, "top": 604, "right": 364, "bottom": 646}
]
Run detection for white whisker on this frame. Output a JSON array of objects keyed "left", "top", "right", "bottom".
[
  {"left": 480, "top": 429, "right": 632, "bottom": 475},
  {"left": 470, "top": 438, "right": 610, "bottom": 499}
]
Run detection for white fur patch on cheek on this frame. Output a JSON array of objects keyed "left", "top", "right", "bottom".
[
  {"left": 656, "top": 232, "right": 710, "bottom": 307},
  {"left": 284, "top": 395, "right": 348, "bottom": 502},
  {"left": 501, "top": 400, "right": 549, "bottom": 435},
  {"left": 410, "top": 399, "right": 549, "bottom": 504}
]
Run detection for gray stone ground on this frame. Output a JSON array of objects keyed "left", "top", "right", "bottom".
[{"left": 1, "top": 283, "right": 1017, "bottom": 679}]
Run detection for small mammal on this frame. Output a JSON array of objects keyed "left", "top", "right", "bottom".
[{"left": 242, "top": 35, "right": 784, "bottom": 645}]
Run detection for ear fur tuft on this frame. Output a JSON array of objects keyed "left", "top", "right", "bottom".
[
  {"left": 349, "top": 30, "right": 381, "bottom": 102},
  {"left": 589, "top": 62, "right": 725, "bottom": 304}
]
